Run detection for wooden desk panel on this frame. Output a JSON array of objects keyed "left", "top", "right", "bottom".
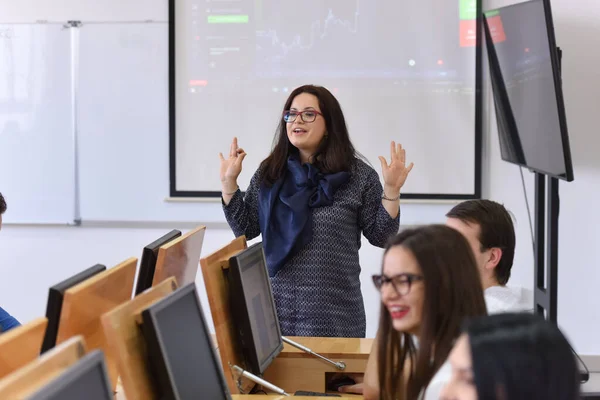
[
  {"left": 153, "top": 225, "right": 206, "bottom": 289},
  {"left": 102, "top": 277, "right": 178, "bottom": 400},
  {"left": 0, "top": 336, "right": 85, "bottom": 399},
  {"left": 200, "top": 235, "right": 250, "bottom": 393},
  {"left": 231, "top": 396, "right": 360, "bottom": 399},
  {"left": 278, "top": 337, "right": 374, "bottom": 357},
  {"left": 262, "top": 337, "right": 372, "bottom": 394},
  {"left": 114, "top": 390, "right": 360, "bottom": 399},
  {"left": 57, "top": 257, "right": 137, "bottom": 391},
  {"left": 0, "top": 317, "right": 47, "bottom": 379}
]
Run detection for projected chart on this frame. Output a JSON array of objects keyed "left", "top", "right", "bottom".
[{"left": 187, "top": 0, "right": 476, "bottom": 90}]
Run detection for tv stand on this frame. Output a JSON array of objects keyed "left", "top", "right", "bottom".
[
  {"left": 532, "top": 44, "right": 588, "bottom": 384},
  {"left": 532, "top": 172, "right": 558, "bottom": 321}
]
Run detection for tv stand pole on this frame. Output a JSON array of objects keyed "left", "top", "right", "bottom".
[
  {"left": 533, "top": 172, "right": 559, "bottom": 321},
  {"left": 282, "top": 337, "right": 347, "bottom": 370},
  {"left": 533, "top": 46, "right": 563, "bottom": 323}
]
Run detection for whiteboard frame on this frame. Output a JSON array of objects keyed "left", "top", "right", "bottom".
[
  {"left": 0, "top": 21, "right": 79, "bottom": 225},
  {"left": 167, "top": 0, "right": 483, "bottom": 201}
]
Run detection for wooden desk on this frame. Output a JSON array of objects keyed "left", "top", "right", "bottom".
[
  {"left": 277, "top": 337, "right": 373, "bottom": 355},
  {"left": 200, "top": 237, "right": 370, "bottom": 394},
  {"left": 231, "top": 396, "right": 360, "bottom": 399},
  {"left": 262, "top": 337, "right": 373, "bottom": 394},
  {"left": 115, "top": 389, "right": 360, "bottom": 399}
]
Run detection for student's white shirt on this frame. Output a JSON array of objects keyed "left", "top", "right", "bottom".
[
  {"left": 484, "top": 285, "right": 534, "bottom": 314},
  {"left": 421, "top": 360, "right": 452, "bottom": 399},
  {"left": 421, "top": 285, "right": 534, "bottom": 399}
]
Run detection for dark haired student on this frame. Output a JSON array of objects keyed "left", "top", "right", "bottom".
[
  {"left": 445, "top": 199, "right": 532, "bottom": 313},
  {"left": 220, "top": 85, "right": 414, "bottom": 337},
  {"left": 0, "top": 192, "right": 22, "bottom": 333},
  {"left": 441, "top": 313, "right": 580, "bottom": 400}
]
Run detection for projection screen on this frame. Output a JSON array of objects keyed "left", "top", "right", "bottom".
[{"left": 169, "top": 0, "right": 481, "bottom": 199}]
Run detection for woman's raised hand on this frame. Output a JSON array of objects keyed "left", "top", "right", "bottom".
[
  {"left": 378, "top": 141, "right": 414, "bottom": 193},
  {"left": 219, "top": 137, "right": 246, "bottom": 192}
]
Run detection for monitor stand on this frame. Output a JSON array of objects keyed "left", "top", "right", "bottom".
[
  {"left": 532, "top": 47, "right": 588, "bottom": 383},
  {"left": 282, "top": 337, "right": 346, "bottom": 371},
  {"left": 231, "top": 364, "right": 290, "bottom": 396}
]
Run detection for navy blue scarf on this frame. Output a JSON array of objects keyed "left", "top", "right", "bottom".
[{"left": 258, "top": 156, "right": 350, "bottom": 277}]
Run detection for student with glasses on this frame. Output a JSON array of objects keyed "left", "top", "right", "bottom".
[
  {"left": 342, "top": 225, "right": 487, "bottom": 399},
  {"left": 0, "top": 192, "right": 21, "bottom": 333},
  {"left": 219, "top": 84, "right": 413, "bottom": 338}
]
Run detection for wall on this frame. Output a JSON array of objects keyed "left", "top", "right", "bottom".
[{"left": 1, "top": 0, "right": 599, "bottom": 355}]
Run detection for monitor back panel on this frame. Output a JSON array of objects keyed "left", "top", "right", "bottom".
[
  {"left": 153, "top": 225, "right": 206, "bottom": 289},
  {"left": 56, "top": 257, "right": 137, "bottom": 390},
  {"left": 42, "top": 264, "right": 107, "bottom": 353},
  {"left": 135, "top": 230, "right": 181, "bottom": 296}
]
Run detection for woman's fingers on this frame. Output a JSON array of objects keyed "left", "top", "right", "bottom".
[{"left": 229, "top": 137, "right": 238, "bottom": 158}]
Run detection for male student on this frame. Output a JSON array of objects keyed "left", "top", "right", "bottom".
[
  {"left": 342, "top": 199, "right": 532, "bottom": 397},
  {"left": 0, "top": 192, "right": 22, "bottom": 333},
  {"left": 445, "top": 199, "right": 533, "bottom": 313}
]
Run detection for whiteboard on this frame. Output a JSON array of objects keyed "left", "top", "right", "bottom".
[
  {"left": 76, "top": 22, "right": 459, "bottom": 225},
  {"left": 0, "top": 23, "right": 75, "bottom": 224},
  {"left": 0, "top": 0, "right": 166, "bottom": 23},
  {"left": 77, "top": 22, "right": 225, "bottom": 223}
]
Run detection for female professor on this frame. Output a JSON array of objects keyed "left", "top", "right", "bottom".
[{"left": 219, "top": 85, "right": 413, "bottom": 338}]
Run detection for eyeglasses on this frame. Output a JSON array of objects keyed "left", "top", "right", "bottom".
[
  {"left": 283, "top": 109, "right": 322, "bottom": 123},
  {"left": 372, "top": 273, "right": 424, "bottom": 296}
]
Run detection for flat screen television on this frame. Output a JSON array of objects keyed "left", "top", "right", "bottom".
[
  {"left": 134, "top": 230, "right": 182, "bottom": 296},
  {"left": 140, "top": 283, "right": 232, "bottom": 400},
  {"left": 28, "top": 350, "right": 113, "bottom": 400},
  {"left": 41, "top": 264, "right": 107, "bottom": 353},
  {"left": 227, "top": 242, "right": 283, "bottom": 376},
  {"left": 482, "top": 0, "right": 574, "bottom": 181}
]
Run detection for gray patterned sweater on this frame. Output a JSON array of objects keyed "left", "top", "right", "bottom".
[{"left": 223, "top": 158, "right": 400, "bottom": 337}]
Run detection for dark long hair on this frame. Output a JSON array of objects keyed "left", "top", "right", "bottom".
[
  {"left": 259, "top": 84, "right": 357, "bottom": 184},
  {"left": 465, "top": 313, "right": 580, "bottom": 400},
  {"left": 377, "top": 225, "right": 488, "bottom": 400}
]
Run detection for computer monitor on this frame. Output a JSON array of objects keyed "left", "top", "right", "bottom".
[
  {"left": 227, "top": 242, "right": 283, "bottom": 376},
  {"left": 134, "top": 230, "right": 182, "bottom": 296},
  {"left": 41, "top": 264, "right": 106, "bottom": 353},
  {"left": 482, "top": 0, "right": 574, "bottom": 181},
  {"left": 27, "top": 350, "right": 113, "bottom": 400},
  {"left": 140, "top": 283, "right": 232, "bottom": 400}
]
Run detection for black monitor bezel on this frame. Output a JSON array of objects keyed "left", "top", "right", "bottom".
[
  {"left": 483, "top": 0, "right": 574, "bottom": 182},
  {"left": 227, "top": 242, "right": 284, "bottom": 376},
  {"left": 27, "top": 350, "right": 112, "bottom": 400},
  {"left": 140, "top": 282, "right": 232, "bottom": 400},
  {"left": 41, "top": 264, "right": 107, "bottom": 354},
  {"left": 134, "top": 229, "right": 182, "bottom": 296}
]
